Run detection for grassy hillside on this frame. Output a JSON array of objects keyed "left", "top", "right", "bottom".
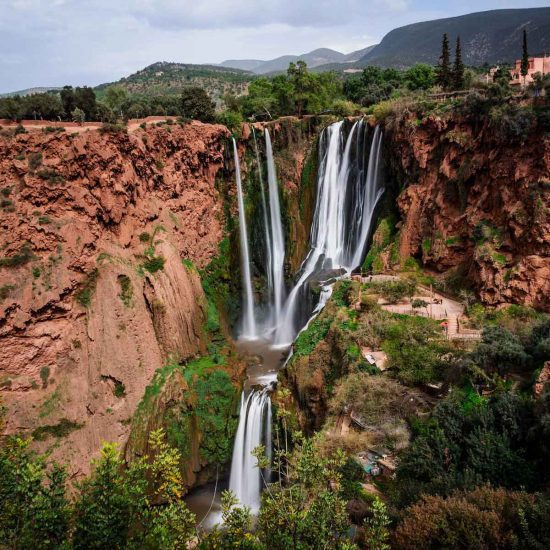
[
  {"left": 362, "top": 8, "right": 550, "bottom": 68},
  {"left": 95, "top": 61, "right": 254, "bottom": 106}
]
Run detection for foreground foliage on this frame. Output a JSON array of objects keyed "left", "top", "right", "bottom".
[{"left": 0, "top": 430, "right": 196, "bottom": 550}]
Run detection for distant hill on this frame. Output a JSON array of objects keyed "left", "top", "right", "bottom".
[
  {"left": 219, "top": 59, "right": 264, "bottom": 72},
  {"left": 0, "top": 87, "right": 62, "bottom": 98},
  {"left": 95, "top": 62, "right": 254, "bottom": 106},
  {"left": 221, "top": 47, "right": 360, "bottom": 74},
  {"left": 361, "top": 8, "right": 550, "bottom": 68},
  {"left": 342, "top": 46, "right": 377, "bottom": 63}
]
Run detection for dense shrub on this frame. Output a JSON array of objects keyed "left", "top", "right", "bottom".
[
  {"left": 394, "top": 487, "right": 550, "bottom": 550},
  {"left": 394, "top": 391, "right": 539, "bottom": 506},
  {"left": 489, "top": 104, "right": 536, "bottom": 142}
]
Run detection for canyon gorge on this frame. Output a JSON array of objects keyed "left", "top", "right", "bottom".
[{"left": 0, "top": 105, "right": 549, "bottom": 543}]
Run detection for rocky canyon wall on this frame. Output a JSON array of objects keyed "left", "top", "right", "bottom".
[
  {"left": 0, "top": 121, "right": 233, "bottom": 478},
  {"left": 385, "top": 113, "right": 549, "bottom": 311}
]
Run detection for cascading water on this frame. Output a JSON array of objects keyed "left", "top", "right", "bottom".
[
  {"left": 252, "top": 128, "right": 273, "bottom": 311},
  {"left": 265, "top": 129, "right": 286, "bottom": 326},
  {"left": 224, "top": 119, "right": 384, "bottom": 518},
  {"left": 228, "top": 389, "right": 272, "bottom": 514},
  {"left": 274, "top": 120, "right": 384, "bottom": 345},
  {"left": 233, "top": 138, "right": 257, "bottom": 339}
]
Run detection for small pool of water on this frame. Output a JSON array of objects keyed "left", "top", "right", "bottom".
[{"left": 185, "top": 479, "right": 227, "bottom": 530}]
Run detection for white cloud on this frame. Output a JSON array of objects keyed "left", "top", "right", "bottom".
[{"left": 1, "top": 0, "right": 549, "bottom": 92}]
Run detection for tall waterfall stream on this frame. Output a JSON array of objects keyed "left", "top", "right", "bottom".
[{"left": 186, "top": 120, "right": 384, "bottom": 527}]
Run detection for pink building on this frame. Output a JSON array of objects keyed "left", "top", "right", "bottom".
[{"left": 509, "top": 55, "right": 550, "bottom": 87}]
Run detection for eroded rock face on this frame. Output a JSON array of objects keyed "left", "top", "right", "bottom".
[
  {"left": 388, "top": 116, "right": 550, "bottom": 311},
  {"left": 0, "top": 122, "right": 230, "bottom": 477}
]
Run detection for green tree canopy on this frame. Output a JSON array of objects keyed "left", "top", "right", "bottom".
[{"left": 179, "top": 86, "right": 215, "bottom": 122}]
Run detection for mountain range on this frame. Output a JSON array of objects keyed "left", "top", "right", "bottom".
[
  {"left": 360, "top": 7, "right": 550, "bottom": 68},
  {"left": 220, "top": 46, "right": 375, "bottom": 74},
  {"left": 221, "top": 8, "right": 550, "bottom": 73},
  {"left": 4, "top": 8, "right": 550, "bottom": 97}
]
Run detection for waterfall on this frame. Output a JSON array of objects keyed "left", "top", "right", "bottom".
[
  {"left": 233, "top": 138, "right": 257, "bottom": 339},
  {"left": 229, "top": 389, "right": 272, "bottom": 513},
  {"left": 252, "top": 128, "right": 273, "bottom": 310},
  {"left": 265, "top": 130, "right": 286, "bottom": 326},
  {"left": 274, "top": 120, "right": 384, "bottom": 345},
  {"left": 226, "top": 119, "right": 384, "bottom": 520}
]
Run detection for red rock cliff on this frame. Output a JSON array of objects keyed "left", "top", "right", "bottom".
[
  {"left": 0, "top": 121, "right": 231, "bottom": 477},
  {"left": 388, "top": 115, "right": 549, "bottom": 311}
]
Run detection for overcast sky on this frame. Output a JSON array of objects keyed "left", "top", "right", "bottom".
[{"left": 1, "top": 0, "right": 548, "bottom": 92}]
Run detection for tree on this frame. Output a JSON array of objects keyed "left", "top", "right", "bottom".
[
  {"left": 287, "top": 60, "right": 311, "bottom": 117},
  {"left": 404, "top": 64, "right": 435, "bottom": 91},
  {"left": 395, "top": 391, "right": 537, "bottom": 506},
  {"left": 72, "top": 107, "right": 85, "bottom": 123},
  {"left": 103, "top": 85, "right": 128, "bottom": 117},
  {"left": 470, "top": 325, "right": 530, "bottom": 377},
  {"left": 72, "top": 430, "right": 196, "bottom": 549},
  {"left": 394, "top": 487, "right": 550, "bottom": 550},
  {"left": 60, "top": 85, "right": 77, "bottom": 119},
  {"left": 200, "top": 491, "right": 260, "bottom": 548},
  {"left": 452, "top": 36, "right": 465, "bottom": 90},
  {"left": 436, "top": 33, "right": 452, "bottom": 90},
  {"left": 23, "top": 93, "right": 64, "bottom": 120},
  {"left": 411, "top": 298, "right": 429, "bottom": 315},
  {"left": 256, "top": 434, "right": 356, "bottom": 549},
  {"left": 180, "top": 87, "right": 215, "bottom": 122},
  {"left": 363, "top": 497, "right": 391, "bottom": 550},
  {"left": 0, "top": 437, "right": 70, "bottom": 549},
  {"left": 74, "top": 86, "right": 97, "bottom": 120},
  {"left": 521, "top": 29, "right": 529, "bottom": 86}
]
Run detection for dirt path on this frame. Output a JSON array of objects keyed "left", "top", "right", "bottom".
[{"left": 0, "top": 116, "right": 178, "bottom": 134}]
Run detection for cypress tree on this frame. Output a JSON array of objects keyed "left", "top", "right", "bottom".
[
  {"left": 521, "top": 29, "right": 529, "bottom": 85},
  {"left": 436, "top": 33, "right": 451, "bottom": 90},
  {"left": 453, "top": 36, "right": 465, "bottom": 90}
]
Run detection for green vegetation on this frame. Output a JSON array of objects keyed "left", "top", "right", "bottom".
[
  {"left": 394, "top": 486, "right": 550, "bottom": 549},
  {"left": 31, "top": 419, "right": 83, "bottom": 442},
  {"left": 135, "top": 355, "right": 238, "bottom": 466},
  {"left": 382, "top": 315, "right": 454, "bottom": 385},
  {"left": 36, "top": 168, "right": 65, "bottom": 184},
  {"left": 137, "top": 225, "right": 166, "bottom": 275},
  {"left": 292, "top": 315, "right": 332, "bottom": 360},
  {"left": 0, "top": 284, "right": 15, "bottom": 301},
  {"left": 141, "top": 256, "right": 165, "bottom": 273},
  {"left": 75, "top": 268, "right": 99, "bottom": 308},
  {"left": 180, "top": 86, "right": 215, "bottom": 122},
  {"left": 394, "top": 390, "right": 545, "bottom": 506},
  {"left": 39, "top": 366, "right": 50, "bottom": 388},
  {"left": 366, "top": 279, "right": 416, "bottom": 304},
  {"left": 0, "top": 243, "right": 36, "bottom": 268},
  {"left": 1, "top": 429, "right": 197, "bottom": 547},
  {"left": 344, "top": 65, "right": 434, "bottom": 107},
  {"left": 27, "top": 152, "right": 43, "bottom": 171},
  {"left": 117, "top": 274, "right": 133, "bottom": 307},
  {"left": 238, "top": 61, "right": 345, "bottom": 119},
  {"left": 362, "top": 216, "right": 397, "bottom": 272}
]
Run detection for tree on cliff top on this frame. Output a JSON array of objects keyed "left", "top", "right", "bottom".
[
  {"left": 180, "top": 86, "right": 215, "bottom": 122},
  {"left": 521, "top": 29, "right": 529, "bottom": 85},
  {"left": 452, "top": 36, "right": 465, "bottom": 90},
  {"left": 436, "top": 33, "right": 451, "bottom": 90}
]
